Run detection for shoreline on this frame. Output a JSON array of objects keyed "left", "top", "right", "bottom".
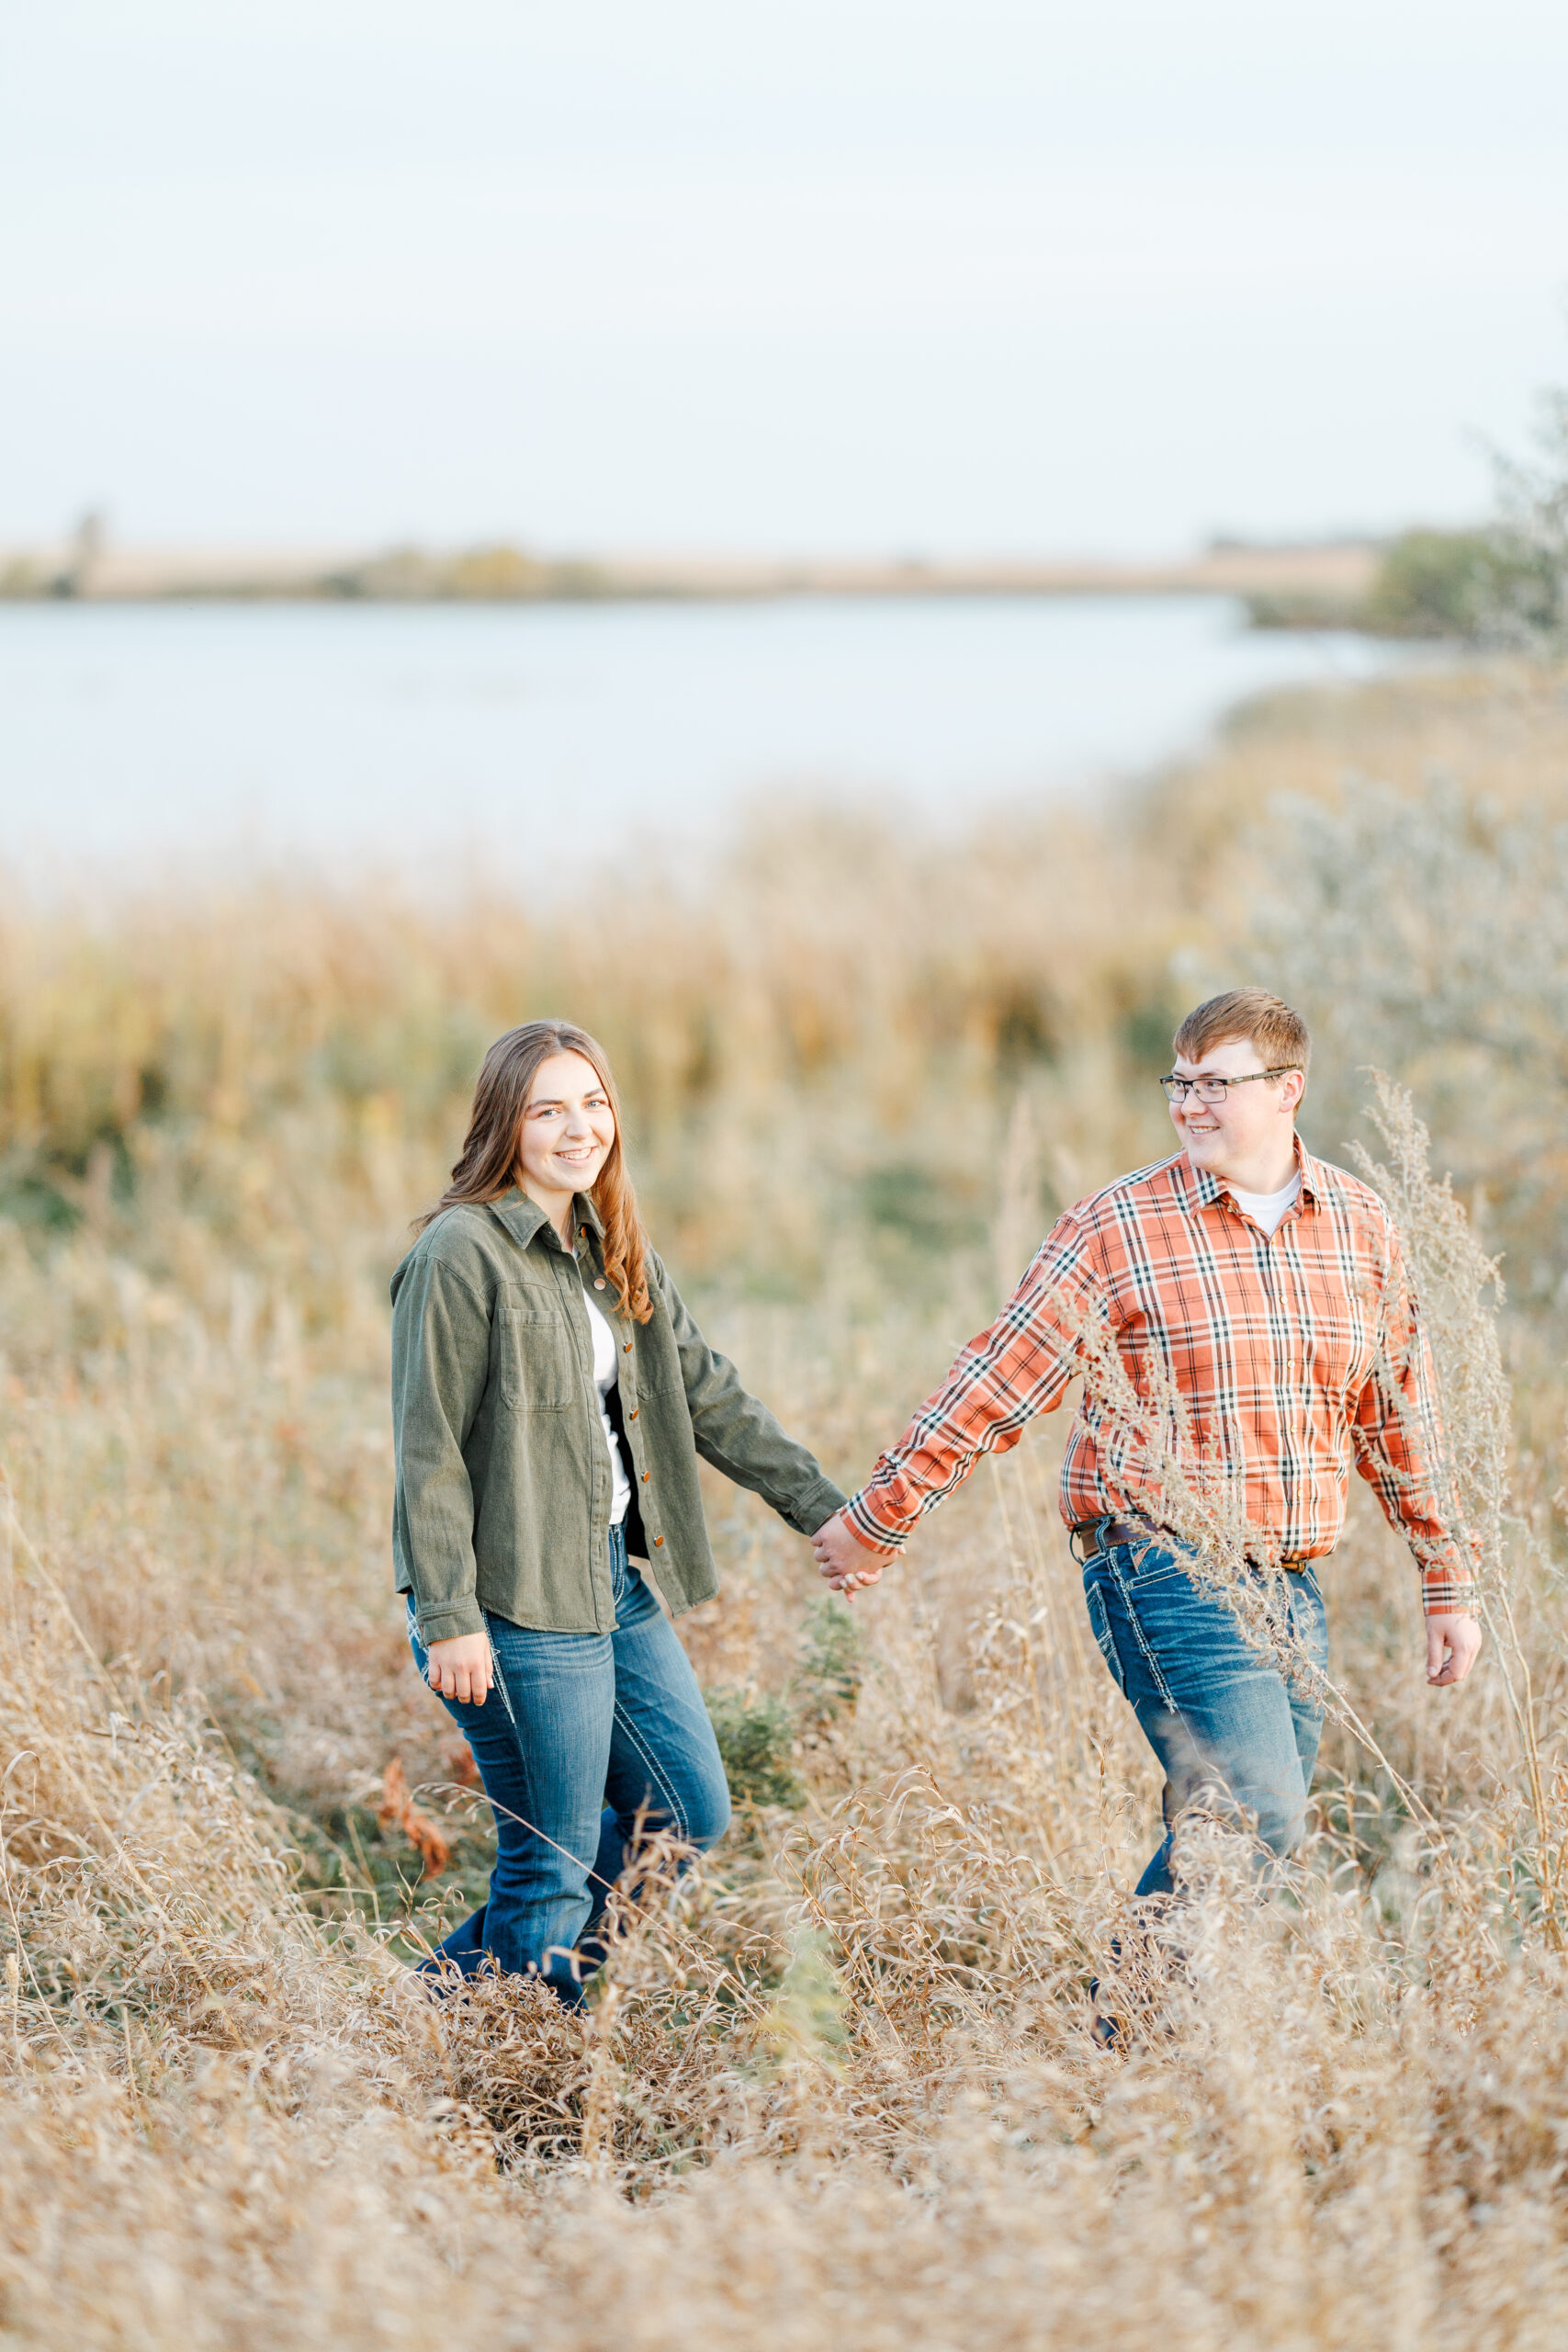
[{"left": 0, "top": 535, "right": 1379, "bottom": 621}]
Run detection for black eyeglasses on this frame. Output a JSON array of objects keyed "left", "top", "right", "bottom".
[{"left": 1160, "top": 1068, "right": 1301, "bottom": 1104}]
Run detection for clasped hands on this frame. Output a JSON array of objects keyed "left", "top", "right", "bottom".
[{"left": 811, "top": 1509, "right": 897, "bottom": 1601}]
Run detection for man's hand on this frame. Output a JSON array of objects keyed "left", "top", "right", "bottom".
[
  {"left": 811, "top": 1510, "right": 897, "bottom": 1602},
  {"left": 425, "top": 1632, "right": 492, "bottom": 1705},
  {"left": 1427, "top": 1611, "right": 1483, "bottom": 1687}
]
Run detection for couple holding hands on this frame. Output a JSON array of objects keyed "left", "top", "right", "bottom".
[{"left": 391, "top": 996, "right": 1478, "bottom": 2004}]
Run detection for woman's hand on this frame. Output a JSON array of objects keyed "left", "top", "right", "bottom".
[
  {"left": 811, "top": 1510, "right": 897, "bottom": 1601},
  {"left": 425, "top": 1632, "right": 492, "bottom": 1705}
]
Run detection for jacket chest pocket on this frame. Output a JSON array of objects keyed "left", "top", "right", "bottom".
[{"left": 495, "top": 1299, "right": 575, "bottom": 1412}]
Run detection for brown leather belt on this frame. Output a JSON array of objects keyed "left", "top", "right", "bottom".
[{"left": 1073, "top": 1514, "right": 1317, "bottom": 1574}]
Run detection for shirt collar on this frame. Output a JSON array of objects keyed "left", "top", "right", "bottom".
[
  {"left": 1179, "top": 1131, "right": 1319, "bottom": 1215},
  {"left": 486, "top": 1184, "right": 604, "bottom": 1250}
]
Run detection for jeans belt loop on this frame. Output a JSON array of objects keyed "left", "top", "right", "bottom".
[{"left": 1071, "top": 1510, "right": 1122, "bottom": 1566}]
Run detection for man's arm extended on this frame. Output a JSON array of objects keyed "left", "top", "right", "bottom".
[
  {"left": 1350, "top": 1225, "right": 1483, "bottom": 1687},
  {"left": 813, "top": 1215, "right": 1099, "bottom": 1596}
]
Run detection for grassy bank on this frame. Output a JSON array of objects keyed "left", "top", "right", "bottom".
[{"left": 2, "top": 665, "right": 1567, "bottom": 2346}]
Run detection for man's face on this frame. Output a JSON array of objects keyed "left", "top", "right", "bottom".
[{"left": 1168, "top": 1035, "right": 1304, "bottom": 1179}]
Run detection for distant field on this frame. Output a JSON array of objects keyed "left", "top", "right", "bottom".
[{"left": 2, "top": 664, "right": 1566, "bottom": 2348}]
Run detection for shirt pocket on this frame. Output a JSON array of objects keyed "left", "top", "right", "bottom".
[{"left": 495, "top": 1298, "right": 575, "bottom": 1412}]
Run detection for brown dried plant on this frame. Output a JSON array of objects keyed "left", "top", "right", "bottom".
[{"left": 4, "top": 694, "right": 1568, "bottom": 2344}]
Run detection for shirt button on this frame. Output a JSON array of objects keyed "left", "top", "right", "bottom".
[{"left": 593, "top": 1278, "right": 606, "bottom": 1290}]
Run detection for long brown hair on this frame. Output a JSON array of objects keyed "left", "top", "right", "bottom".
[{"left": 419, "top": 1021, "right": 653, "bottom": 1323}]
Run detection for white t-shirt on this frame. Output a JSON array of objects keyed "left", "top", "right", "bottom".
[
  {"left": 582, "top": 1286, "right": 632, "bottom": 1524},
  {"left": 1228, "top": 1173, "right": 1302, "bottom": 1238}
]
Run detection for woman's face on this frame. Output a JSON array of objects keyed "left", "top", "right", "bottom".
[{"left": 516, "top": 1050, "right": 616, "bottom": 1205}]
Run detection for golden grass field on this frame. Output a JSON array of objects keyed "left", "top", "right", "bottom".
[{"left": 3, "top": 664, "right": 1568, "bottom": 2347}]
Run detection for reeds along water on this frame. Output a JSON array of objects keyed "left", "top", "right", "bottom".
[{"left": 3, "top": 666, "right": 1568, "bottom": 2346}]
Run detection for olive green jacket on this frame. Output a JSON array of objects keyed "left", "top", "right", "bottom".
[{"left": 390, "top": 1187, "right": 846, "bottom": 1640}]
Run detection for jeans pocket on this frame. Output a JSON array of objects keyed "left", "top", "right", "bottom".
[
  {"left": 1084, "top": 1577, "right": 1128, "bottom": 1697},
  {"left": 1112, "top": 1536, "right": 1190, "bottom": 1591}
]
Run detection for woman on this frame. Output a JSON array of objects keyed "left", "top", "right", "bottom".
[{"left": 391, "top": 1019, "right": 846, "bottom": 2002}]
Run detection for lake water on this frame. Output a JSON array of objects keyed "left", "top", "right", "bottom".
[{"left": 0, "top": 595, "right": 1427, "bottom": 889}]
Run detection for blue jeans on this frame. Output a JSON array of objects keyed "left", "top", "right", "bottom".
[
  {"left": 407, "top": 1525, "right": 730, "bottom": 2004},
  {"left": 1080, "top": 1526, "right": 1328, "bottom": 1899}
]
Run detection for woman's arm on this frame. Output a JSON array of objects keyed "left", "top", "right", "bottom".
[
  {"left": 652, "top": 1256, "right": 847, "bottom": 1535},
  {"left": 391, "top": 1247, "right": 494, "bottom": 1645}
]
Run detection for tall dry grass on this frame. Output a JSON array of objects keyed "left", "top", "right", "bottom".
[{"left": 3, "top": 666, "right": 1568, "bottom": 2346}]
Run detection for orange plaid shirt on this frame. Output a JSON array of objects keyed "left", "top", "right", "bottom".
[{"left": 845, "top": 1139, "right": 1472, "bottom": 1614}]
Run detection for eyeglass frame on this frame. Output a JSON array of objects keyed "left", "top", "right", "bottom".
[{"left": 1159, "top": 1067, "right": 1303, "bottom": 1104}]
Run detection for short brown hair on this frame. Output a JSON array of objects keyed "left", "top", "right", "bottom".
[{"left": 1172, "top": 989, "right": 1311, "bottom": 1077}]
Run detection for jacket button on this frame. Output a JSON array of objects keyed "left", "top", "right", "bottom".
[
  {"left": 628, "top": 1408, "right": 637, "bottom": 1420},
  {"left": 641, "top": 1470, "right": 650, "bottom": 1483},
  {"left": 593, "top": 1277, "right": 606, "bottom": 1289},
  {"left": 623, "top": 1341, "right": 632, "bottom": 1353},
  {"left": 653, "top": 1535, "right": 664, "bottom": 1547}
]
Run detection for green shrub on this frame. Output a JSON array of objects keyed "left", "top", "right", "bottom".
[
  {"left": 791, "top": 1597, "right": 865, "bottom": 1726},
  {"left": 1359, "top": 526, "right": 1555, "bottom": 640},
  {"left": 703, "top": 1687, "right": 804, "bottom": 1809}
]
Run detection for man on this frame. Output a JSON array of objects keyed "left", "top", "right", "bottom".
[{"left": 812, "top": 989, "right": 1481, "bottom": 1897}]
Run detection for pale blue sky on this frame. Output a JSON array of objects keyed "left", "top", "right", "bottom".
[{"left": 4, "top": 0, "right": 1566, "bottom": 554}]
